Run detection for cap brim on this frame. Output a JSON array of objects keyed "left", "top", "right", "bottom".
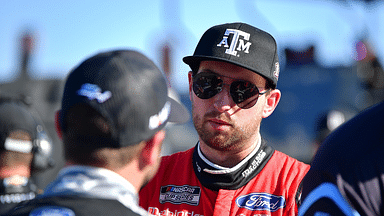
[
  {"left": 183, "top": 55, "right": 214, "bottom": 68},
  {"left": 167, "top": 96, "right": 190, "bottom": 124},
  {"left": 183, "top": 55, "right": 251, "bottom": 73}
]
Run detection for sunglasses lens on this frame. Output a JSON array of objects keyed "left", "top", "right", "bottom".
[
  {"left": 193, "top": 73, "right": 261, "bottom": 109},
  {"left": 193, "top": 73, "right": 223, "bottom": 99},
  {"left": 230, "top": 81, "right": 259, "bottom": 109}
]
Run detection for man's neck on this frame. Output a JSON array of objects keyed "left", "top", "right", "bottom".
[{"left": 198, "top": 135, "right": 261, "bottom": 168}]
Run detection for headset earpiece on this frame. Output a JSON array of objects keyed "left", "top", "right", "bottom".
[{"left": 31, "top": 123, "right": 55, "bottom": 173}]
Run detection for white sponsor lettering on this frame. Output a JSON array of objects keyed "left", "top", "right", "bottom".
[
  {"left": 171, "top": 186, "right": 195, "bottom": 193},
  {"left": 148, "top": 207, "right": 204, "bottom": 216},
  {"left": 246, "top": 195, "right": 281, "bottom": 210},
  {"left": 242, "top": 150, "right": 266, "bottom": 178}
]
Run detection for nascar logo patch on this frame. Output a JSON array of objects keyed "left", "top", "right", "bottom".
[
  {"left": 236, "top": 193, "right": 286, "bottom": 212},
  {"left": 159, "top": 185, "right": 201, "bottom": 206}
]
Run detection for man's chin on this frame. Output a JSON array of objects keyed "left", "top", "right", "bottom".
[{"left": 202, "top": 136, "right": 238, "bottom": 152}]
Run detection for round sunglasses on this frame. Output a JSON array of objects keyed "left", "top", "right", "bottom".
[{"left": 192, "top": 72, "right": 269, "bottom": 109}]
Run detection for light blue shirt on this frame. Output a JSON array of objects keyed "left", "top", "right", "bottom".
[{"left": 39, "top": 165, "right": 149, "bottom": 216}]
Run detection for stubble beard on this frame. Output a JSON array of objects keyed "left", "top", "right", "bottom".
[{"left": 192, "top": 109, "right": 256, "bottom": 152}]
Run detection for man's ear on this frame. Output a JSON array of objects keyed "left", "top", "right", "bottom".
[
  {"left": 139, "top": 130, "right": 165, "bottom": 169},
  {"left": 188, "top": 71, "right": 193, "bottom": 101},
  {"left": 262, "top": 89, "right": 281, "bottom": 118},
  {"left": 54, "top": 110, "right": 63, "bottom": 140}
]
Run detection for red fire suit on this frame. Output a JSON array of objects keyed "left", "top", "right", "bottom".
[{"left": 140, "top": 141, "right": 310, "bottom": 216}]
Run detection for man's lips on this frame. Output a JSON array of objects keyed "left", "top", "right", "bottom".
[
  {"left": 207, "top": 118, "right": 231, "bottom": 129},
  {"left": 208, "top": 118, "right": 230, "bottom": 125}
]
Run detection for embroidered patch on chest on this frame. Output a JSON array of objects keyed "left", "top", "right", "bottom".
[
  {"left": 159, "top": 185, "right": 201, "bottom": 206},
  {"left": 236, "top": 193, "right": 286, "bottom": 212}
]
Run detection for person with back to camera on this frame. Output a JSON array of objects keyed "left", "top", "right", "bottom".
[
  {"left": 299, "top": 100, "right": 384, "bottom": 216},
  {"left": 5, "top": 49, "right": 190, "bottom": 216},
  {"left": 0, "top": 96, "right": 54, "bottom": 215},
  {"left": 139, "top": 22, "right": 310, "bottom": 216}
]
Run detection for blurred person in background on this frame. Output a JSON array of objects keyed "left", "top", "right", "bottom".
[
  {"left": 312, "top": 109, "right": 347, "bottom": 155},
  {"left": 299, "top": 100, "right": 384, "bottom": 216},
  {"left": 0, "top": 96, "right": 53, "bottom": 215}
]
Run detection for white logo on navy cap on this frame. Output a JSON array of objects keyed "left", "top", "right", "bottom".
[
  {"left": 148, "top": 101, "right": 171, "bottom": 130},
  {"left": 217, "top": 29, "right": 252, "bottom": 57},
  {"left": 77, "top": 83, "right": 112, "bottom": 103}
]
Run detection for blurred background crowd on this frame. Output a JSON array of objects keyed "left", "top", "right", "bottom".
[{"left": 1, "top": 0, "right": 384, "bottom": 191}]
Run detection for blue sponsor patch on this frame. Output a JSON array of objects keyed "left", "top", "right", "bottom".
[
  {"left": 236, "top": 193, "right": 286, "bottom": 212},
  {"left": 30, "top": 206, "right": 75, "bottom": 216}
]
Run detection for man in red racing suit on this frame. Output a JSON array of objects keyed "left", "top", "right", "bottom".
[
  {"left": 140, "top": 22, "right": 310, "bottom": 216},
  {"left": 140, "top": 141, "right": 309, "bottom": 216}
]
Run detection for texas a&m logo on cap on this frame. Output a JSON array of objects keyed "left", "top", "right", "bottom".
[{"left": 216, "top": 29, "right": 252, "bottom": 57}]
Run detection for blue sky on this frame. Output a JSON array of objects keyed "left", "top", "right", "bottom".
[{"left": 1, "top": 0, "right": 383, "bottom": 93}]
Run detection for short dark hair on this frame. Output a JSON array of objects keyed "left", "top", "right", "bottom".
[
  {"left": 62, "top": 104, "right": 142, "bottom": 169},
  {"left": 265, "top": 79, "right": 275, "bottom": 90}
]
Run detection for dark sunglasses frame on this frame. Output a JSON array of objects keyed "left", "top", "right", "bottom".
[{"left": 192, "top": 72, "right": 269, "bottom": 109}]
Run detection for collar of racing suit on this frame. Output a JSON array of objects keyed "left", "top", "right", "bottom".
[
  {"left": 39, "top": 165, "right": 148, "bottom": 216},
  {"left": 193, "top": 139, "right": 274, "bottom": 191}
]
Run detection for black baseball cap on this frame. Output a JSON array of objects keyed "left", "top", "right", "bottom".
[
  {"left": 60, "top": 49, "right": 190, "bottom": 148},
  {"left": 0, "top": 101, "right": 36, "bottom": 153},
  {"left": 183, "top": 22, "right": 280, "bottom": 88}
]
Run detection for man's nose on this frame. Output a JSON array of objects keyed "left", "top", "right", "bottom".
[{"left": 213, "top": 85, "right": 233, "bottom": 112}]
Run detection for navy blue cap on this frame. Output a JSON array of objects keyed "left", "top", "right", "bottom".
[{"left": 60, "top": 49, "right": 190, "bottom": 147}]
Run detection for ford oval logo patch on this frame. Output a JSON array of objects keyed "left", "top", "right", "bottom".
[{"left": 236, "top": 193, "right": 286, "bottom": 212}]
